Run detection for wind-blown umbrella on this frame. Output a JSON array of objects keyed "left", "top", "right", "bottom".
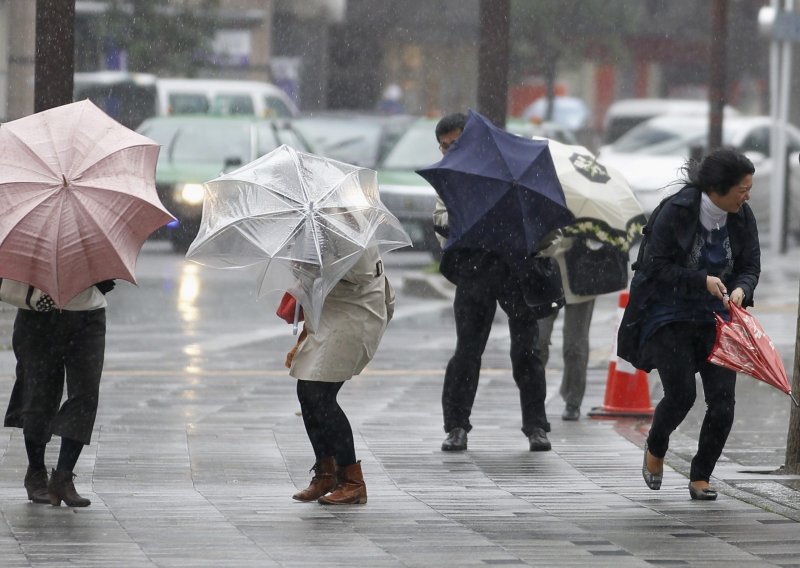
[
  {"left": 708, "top": 303, "right": 798, "bottom": 406},
  {"left": 0, "top": 99, "right": 175, "bottom": 307},
  {"left": 539, "top": 138, "right": 646, "bottom": 251},
  {"left": 416, "top": 109, "right": 574, "bottom": 259},
  {"left": 185, "top": 145, "right": 411, "bottom": 328}
]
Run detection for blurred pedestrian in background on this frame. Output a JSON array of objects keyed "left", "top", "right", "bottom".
[
  {"left": 432, "top": 112, "right": 561, "bottom": 453},
  {"left": 286, "top": 247, "right": 394, "bottom": 505},
  {"left": 620, "top": 148, "right": 760, "bottom": 501},
  {"left": 534, "top": 236, "right": 600, "bottom": 422},
  {"left": 3, "top": 279, "right": 115, "bottom": 507}
]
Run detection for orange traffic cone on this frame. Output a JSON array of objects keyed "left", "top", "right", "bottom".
[{"left": 589, "top": 291, "right": 655, "bottom": 418}]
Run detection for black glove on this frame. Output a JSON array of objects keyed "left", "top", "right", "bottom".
[{"left": 95, "top": 280, "right": 116, "bottom": 294}]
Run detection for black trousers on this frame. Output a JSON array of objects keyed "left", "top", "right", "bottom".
[
  {"left": 4, "top": 308, "right": 106, "bottom": 445},
  {"left": 642, "top": 322, "right": 736, "bottom": 482},
  {"left": 442, "top": 273, "right": 548, "bottom": 437},
  {"left": 296, "top": 380, "right": 356, "bottom": 466}
]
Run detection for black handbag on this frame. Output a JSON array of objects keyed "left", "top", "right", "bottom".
[
  {"left": 519, "top": 256, "right": 565, "bottom": 319},
  {"left": 564, "top": 240, "right": 628, "bottom": 296}
]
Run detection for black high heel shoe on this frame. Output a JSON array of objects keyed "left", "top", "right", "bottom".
[
  {"left": 688, "top": 483, "right": 717, "bottom": 501},
  {"left": 642, "top": 443, "right": 662, "bottom": 490}
]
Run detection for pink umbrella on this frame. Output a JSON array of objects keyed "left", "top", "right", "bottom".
[
  {"left": 708, "top": 303, "right": 798, "bottom": 407},
  {"left": 0, "top": 100, "right": 174, "bottom": 307}
]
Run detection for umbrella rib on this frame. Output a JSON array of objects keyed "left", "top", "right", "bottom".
[
  {"left": 2, "top": 128, "right": 62, "bottom": 180},
  {"left": 71, "top": 142, "right": 159, "bottom": 182}
]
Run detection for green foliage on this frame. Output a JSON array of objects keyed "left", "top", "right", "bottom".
[{"left": 103, "top": 0, "right": 220, "bottom": 76}]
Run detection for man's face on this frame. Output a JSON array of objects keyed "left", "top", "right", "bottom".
[{"left": 438, "top": 129, "right": 462, "bottom": 155}]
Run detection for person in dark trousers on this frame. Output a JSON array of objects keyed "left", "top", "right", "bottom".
[
  {"left": 3, "top": 278, "right": 115, "bottom": 507},
  {"left": 432, "top": 112, "right": 555, "bottom": 453},
  {"left": 627, "top": 148, "right": 760, "bottom": 501}
]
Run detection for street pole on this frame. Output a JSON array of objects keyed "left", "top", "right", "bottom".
[
  {"left": 34, "top": 0, "right": 75, "bottom": 113},
  {"left": 784, "top": 282, "right": 800, "bottom": 473},
  {"left": 477, "top": 0, "right": 510, "bottom": 128},
  {"left": 708, "top": 0, "right": 728, "bottom": 151}
]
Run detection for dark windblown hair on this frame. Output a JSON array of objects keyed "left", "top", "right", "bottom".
[
  {"left": 435, "top": 113, "right": 468, "bottom": 142},
  {"left": 681, "top": 147, "right": 755, "bottom": 196}
]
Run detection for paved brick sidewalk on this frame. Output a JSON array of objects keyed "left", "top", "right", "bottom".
[
  {"left": 0, "top": 245, "right": 798, "bottom": 567},
  {"left": 1, "top": 361, "right": 799, "bottom": 567}
]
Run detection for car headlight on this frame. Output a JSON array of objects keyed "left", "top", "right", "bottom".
[{"left": 175, "top": 183, "right": 205, "bottom": 205}]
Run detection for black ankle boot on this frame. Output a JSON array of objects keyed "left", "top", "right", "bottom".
[
  {"left": 48, "top": 469, "right": 91, "bottom": 507},
  {"left": 24, "top": 466, "right": 50, "bottom": 504}
]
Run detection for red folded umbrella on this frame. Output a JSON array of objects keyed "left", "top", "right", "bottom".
[{"left": 708, "top": 303, "right": 798, "bottom": 406}]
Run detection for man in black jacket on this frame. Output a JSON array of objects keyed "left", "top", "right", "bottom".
[{"left": 433, "top": 113, "right": 555, "bottom": 453}]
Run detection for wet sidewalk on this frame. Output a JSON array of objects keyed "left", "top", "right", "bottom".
[
  {"left": 1, "top": 363, "right": 800, "bottom": 566},
  {"left": 0, "top": 247, "right": 799, "bottom": 566}
]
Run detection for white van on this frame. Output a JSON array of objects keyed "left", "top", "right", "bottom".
[
  {"left": 74, "top": 72, "right": 298, "bottom": 127},
  {"left": 155, "top": 78, "right": 298, "bottom": 119}
]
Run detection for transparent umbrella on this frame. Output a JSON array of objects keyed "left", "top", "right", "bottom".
[{"left": 185, "top": 145, "right": 411, "bottom": 327}]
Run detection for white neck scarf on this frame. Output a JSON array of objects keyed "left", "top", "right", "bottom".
[{"left": 700, "top": 192, "right": 728, "bottom": 231}]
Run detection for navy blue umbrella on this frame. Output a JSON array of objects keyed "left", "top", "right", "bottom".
[{"left": 416, "top": 110, "right": 574, "bottom": 258}]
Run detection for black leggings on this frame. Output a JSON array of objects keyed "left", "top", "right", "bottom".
[
  {"left": 296, "top": 380, "right": 356, "bottom": 467},
  {"left": 643, "top": 322, "right": 736, "bottom": 482}
]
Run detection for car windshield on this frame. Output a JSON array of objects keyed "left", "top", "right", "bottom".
[
  {"left": 293, "top": 118, "right": 384, "bottom": 167},
  {"left": 143, "top": 121, "right": 253, "bottom": 164},
  {"left": 255, "top": 122, "right": 307, "bottom": 155},
  {"left": 380, "top": 123, "right": 440, "bottom": 170},
  {"left": 610, "top": 121, "right": 720, "bottom": 156}
]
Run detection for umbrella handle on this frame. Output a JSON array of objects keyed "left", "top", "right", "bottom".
[
  {"left": 292, "top": 302, "right": 301, "bottom": 335},
  {"left": 791, "top": 392, "right": 800, "bottom": 408}
]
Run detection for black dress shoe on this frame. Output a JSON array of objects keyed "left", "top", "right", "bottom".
[
  {"left": 561, "top": 405, "right": 580, "bottom": 421},
  {"left": 528, "top": 427, "right": 551, "bottom": 451},
  {"left": 441, "top": 427, "right": 467, "bottom": 451},
  {"left": 688, "top": 483, "right": 717, "bottom": 501},
  {"left": 642, "top": 442, "right": 662, "bottom": 490}
]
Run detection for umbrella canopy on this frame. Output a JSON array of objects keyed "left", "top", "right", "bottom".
[
  {"left": 185, "top": 145, "right": 411, "bottom": 328},
  {"left": 0, "top": 99, "right": 175, "bottom": 307},
  {"left": 416, "top": 109, "right": 574, "bottom": 259},
  {"left": 539, "top": 138, "right": 646, "bottom": 251},
  {"left": 708, "top": 303, "right": 798, "bottom": 406}
]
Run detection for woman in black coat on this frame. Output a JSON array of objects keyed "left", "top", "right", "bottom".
[{"left": 632, "top": 148, "right": 760, "bottom": 500}]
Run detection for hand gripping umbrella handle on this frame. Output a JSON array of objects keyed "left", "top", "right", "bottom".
[{"left": 292, "top": 302, "right": 301, "bottom": 335}]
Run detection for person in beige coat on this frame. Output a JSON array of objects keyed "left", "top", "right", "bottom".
[{"left": 285, "top": 246, "right": 394, "bottom": 505}]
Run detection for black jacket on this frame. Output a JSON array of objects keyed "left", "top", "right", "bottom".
[{"left": 617, "top": 185, "right": 761, "bottom": 371}]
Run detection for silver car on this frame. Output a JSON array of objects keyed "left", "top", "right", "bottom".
[{"left": 598, "top": 115, "right": 800, "bottom": 240}]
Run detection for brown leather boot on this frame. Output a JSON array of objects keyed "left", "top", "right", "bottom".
[
  {"left": 48, "top": 469, "right": 91, "bottom": 507},
  {"left": 24, "top": 466, "right": 50, "bottom": 504},
  {"left": 292, "top": 457, "right": 336, "bottom": 502},
  {"left": 318, "top": 461, "right": 367, "bottom": 505}
]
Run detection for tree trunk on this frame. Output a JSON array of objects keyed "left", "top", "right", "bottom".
[
  {"left": 544, "top": 61, "right": 557, "bottom": 122},
  {"left": 784, "top": 282, "right": 800, "bottom": 472},
  {"left": 707, "top": 0, "right": 728, "bottom": 151},
  {"left": 477, "top": 0, "right": 510, "bottom": 128},
  {"left": 34, "top": 0, "right": 75, "bottom": 113}
]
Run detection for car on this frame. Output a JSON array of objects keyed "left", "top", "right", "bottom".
[
  {"left": 74, "top": 73, "right": 298, "bottom": 129},
  {"left": 154, "top": 78, "right": 299, "bottom": 119},
  {"left": 376, "top": 117, "right": 580, "bottom": 255},
  {"left": 521, "top": 96, "right": 591, "bottom": 131},
  {"left": 136, "top": 115, "right": 311, "bottom": 251},
  {"left": 292, "top": 113, "right": 415, "bottom": 169},
  {"left": 597, "top": 114, "right": 800, "bottom": 238},
  {"left": 600, "top": 98, "right": 740, "bottom": 149}
]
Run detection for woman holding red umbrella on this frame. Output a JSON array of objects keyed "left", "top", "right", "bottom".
[{"left": 622, "top": 148, "right": 760, "bottom": 500}]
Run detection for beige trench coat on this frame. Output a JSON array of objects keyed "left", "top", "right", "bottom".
[{"left": 289, "top": 247, "right": 395, "bottom": 381}]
